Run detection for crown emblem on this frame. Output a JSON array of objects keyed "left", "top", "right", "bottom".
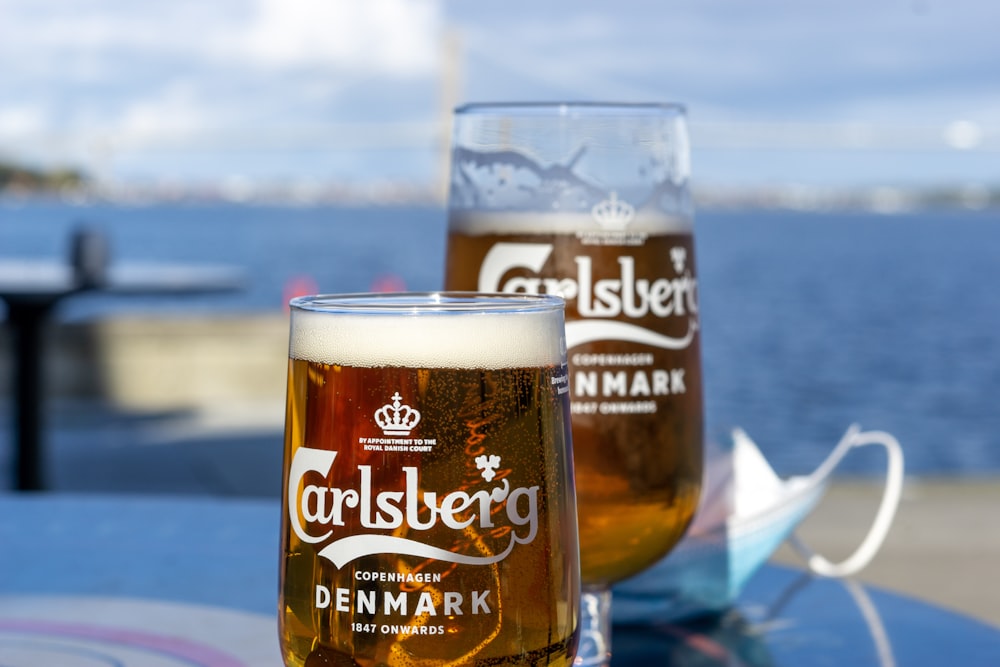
[
  {"left": 374, "top": 392, "right": 421, "bottom": 436},
  {"left": 591, "top": 192, "right": 635, "bottom": 230}
]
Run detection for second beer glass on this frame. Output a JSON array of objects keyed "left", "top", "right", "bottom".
[
  {"left": 279, "top": 293, "right": 580, "bottom": 667},
  {"left": 444, "top": 103, "right": 703, "bottom": 666}
]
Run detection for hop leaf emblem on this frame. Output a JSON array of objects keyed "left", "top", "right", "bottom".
[
  {"left": 670, "top": 246, "right": 687, "bottom": 273},
  {"left": 475, "top": 454, "right": 502, "bottom": 482}
]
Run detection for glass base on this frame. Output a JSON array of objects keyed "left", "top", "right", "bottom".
[{"left": 575, "top": 587, "right": 612, "bottom": 667}]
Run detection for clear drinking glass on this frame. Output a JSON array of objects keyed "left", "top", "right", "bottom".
[
  {"left": 279, "top": 292, "right": 580, "bottom": 667},
  {"left": 444, "top": 103, "right": 703, "bottom": 666}
]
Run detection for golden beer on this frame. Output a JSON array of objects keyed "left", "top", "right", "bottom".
[
  {"left": 445, "top": 217, "right": 703, "bottom": 586},
  {"left": 445, "top": 101, "right": 700, "bottom": 666},
  {"left": 279, "top": 294, "right": 580, "bottom": 667}
]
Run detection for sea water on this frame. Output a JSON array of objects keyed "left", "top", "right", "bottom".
[{"left": 1, "top": 201, "right": 998, "bottom": 477}]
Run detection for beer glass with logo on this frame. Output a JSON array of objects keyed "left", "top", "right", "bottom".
[
  {"left": 444, "top": 103, "right": 703, "bottom": 666},
  {"left": 280, "top": 292, "right": 580, "bottom": 667}
]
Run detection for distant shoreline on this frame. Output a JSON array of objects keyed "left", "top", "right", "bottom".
[
  {"left": 1, "top": 178, "right": 997, "bottom": 213},
  {"left": 0, "top": 161, "right": 86, "bottom": 195}
]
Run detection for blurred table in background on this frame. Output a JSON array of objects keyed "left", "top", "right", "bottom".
[
  {"left": 1, "top": 493, "right": 998, "bottom": 666},
  {"left": 0, "top": 255, "right": 243, "bottom": 491}
]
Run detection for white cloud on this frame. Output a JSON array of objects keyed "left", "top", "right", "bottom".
[
  {"left": 0, "top": 0, "right": 443, "bottom": 76},
  {"left": 219, "top": 0, "right": 442, "bottom": 75},
  {"left": 0, "top": 106, "right": 48, "bottom": 135},
  {"left": 452, "top": 0, "right": 1000, "bottom": 122},
  {"left": 0, "top": 0, "right": 444, "bottom": 164},
  {"left": 116, "top": 81, "right": 214, "bottom": 140},
  {"left": 0, "top": 0, "right": 997, "bottom": 186},
  {"left": 943, "top": 120, "right": 985, "bottom": 150}
]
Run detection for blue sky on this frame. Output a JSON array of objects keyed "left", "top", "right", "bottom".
[{"left": 0, "top": 0, "right": 996, "bottom": 192}]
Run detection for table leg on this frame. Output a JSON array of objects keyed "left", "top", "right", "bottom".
[{"left": 6, "top": 301, "right": 55, "bottom": 491}]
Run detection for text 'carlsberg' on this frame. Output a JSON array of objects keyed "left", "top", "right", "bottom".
[
  {"left": 479, "top": 246, "right": 698, "bottom": 319},
  {"left": 288, "top": 446, "right": 540, "bottom": 569}
]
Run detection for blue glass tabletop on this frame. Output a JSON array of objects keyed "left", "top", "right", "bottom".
[{"left": 1, "top": 494, "right": 997, "bottom": 666}]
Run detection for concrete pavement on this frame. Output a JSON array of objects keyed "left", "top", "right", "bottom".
[{"left": 773, "top": 477, "right": 1000, "bottom": 629}]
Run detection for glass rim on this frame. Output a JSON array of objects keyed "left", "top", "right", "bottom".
[
  {"left": 454, "top": 101, "right": 687, "bottom": 117},
  {"left": 289, "top": 291, "right": 566, "bottom": 315}
]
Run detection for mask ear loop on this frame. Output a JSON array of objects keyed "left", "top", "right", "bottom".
[{"left": 789, "top": 424, "right": 905, "bottom": 578}]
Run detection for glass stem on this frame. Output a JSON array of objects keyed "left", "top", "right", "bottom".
[{"left": 575, "top": 586, "right": 613, "bottom": 667}]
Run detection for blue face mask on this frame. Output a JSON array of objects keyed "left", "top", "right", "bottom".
[{"left": 613, "top": 425, "right": 904, "bottom": 624}]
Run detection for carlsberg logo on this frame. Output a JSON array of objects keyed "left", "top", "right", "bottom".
[
  {"left": 289, "top": 447, "right": 540, "bottom": 569},
  {"left": 477, "top": 243, "right": 699, "bottom": 351},
  {"left": 477, "top": 244, "right": 697, "bottom": 320}
]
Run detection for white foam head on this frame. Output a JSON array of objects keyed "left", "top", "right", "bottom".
[
  {"left": 447, "top": 210, "right": 692, "bottom": 235},
  {"left": 289, "top": 293, "right": 566, "bottom": 369}
]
